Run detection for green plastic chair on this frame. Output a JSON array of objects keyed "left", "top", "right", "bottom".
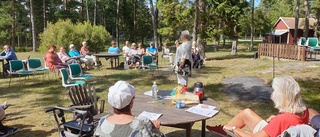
[
  {"left": 306, "top": 38, "right": 320, "bottom": 51},
  {"left": 9, "top": 60, "right": 34, "bottom": 87},
  {"left": 142, "top": 55, "right": 158, "bottom": 70},
  {"left": 59, "top": 68, "right": 86, "bottom": 88},
  {"left": 27, "top": 58, "right": 49, "bottom": 80},
  {"left": 298, "top": 37, "right": 307, "bottom": 46},
  {"left": 68, "top": 63, "right": 93, "bottom": 80}
]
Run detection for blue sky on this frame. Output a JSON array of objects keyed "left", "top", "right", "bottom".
[{"left": 246, "top": 0, "right": 261, "bottom": 7}]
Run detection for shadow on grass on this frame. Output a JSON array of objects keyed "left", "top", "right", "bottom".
[
  {"left": 10, "top": 124, "right": 56, "bottom": 137},
  {"left": 207, "top": 53, "right": 254, "bottom": 61}
]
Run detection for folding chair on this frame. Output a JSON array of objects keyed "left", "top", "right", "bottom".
[
  {"left": 59, "top": 68, "right": 86, "bottom": 88},
  {"left": 68, "top": 64, "right": 93, "bottom": 80},
  {"left": 8, "top": 60, "right": 33, "bottom": 87}
]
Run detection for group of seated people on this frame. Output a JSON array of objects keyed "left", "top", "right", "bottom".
[
  {"left": 113, "top": 40, "right": 158, "bottom": 69},
  {"left": 94, "top": 76, "right": 320, "bottom": 137},
  {"left": 44, "top": 41, "right": 100, "bottom": 71}
]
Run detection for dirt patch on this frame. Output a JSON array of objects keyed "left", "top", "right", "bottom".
[{"left": 223, "top": 76, "right": 273, "bottom": 102}]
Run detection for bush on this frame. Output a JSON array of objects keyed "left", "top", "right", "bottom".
[{"left": 39, "top": 20, "right": 112, "bottom": 53}]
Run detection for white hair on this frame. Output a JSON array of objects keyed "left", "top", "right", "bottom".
[
  {"left": 82, "top": 41, "right": 87, "bottom": 45},
  {"left": 271, "top": 76, "right": 306, "bottom": 113},
  {"left": 181, "top": 30, "right": 190, "bottom": 40}
]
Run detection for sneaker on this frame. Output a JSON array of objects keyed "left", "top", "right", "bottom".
[
  {"left": 0, "top": 127, "right": 19, "bottom": 137},
  {"left": 206, "top": 125, "right": 228, "bottom": 137}
]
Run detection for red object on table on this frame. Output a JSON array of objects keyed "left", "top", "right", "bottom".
[{"left": 195, "top": 91, "right": 203, "bottom": 101}]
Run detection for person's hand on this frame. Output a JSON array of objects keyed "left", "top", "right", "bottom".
[
  {"left": 151, "top": 120, "right": 161, "bottom": 129},
  {"left": 175, "top": 40, "right": 179, "bottom": 47},
  {"left": 179, "top": 62, "right": 184, "bottom": 68},
  {"left": 266, "top": 115, "right": 276, "bottom": 122}
]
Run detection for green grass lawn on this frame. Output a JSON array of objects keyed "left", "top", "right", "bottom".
[{"left": 1, "top": 44, "right": 320, "bottom": 137}]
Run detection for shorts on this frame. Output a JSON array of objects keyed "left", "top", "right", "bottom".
[
  {"left": 311, "top": 115, "right": 320, "bottom": 129},
  {"left": 253, "top": 120, "right": 268, "bottom": 134}
]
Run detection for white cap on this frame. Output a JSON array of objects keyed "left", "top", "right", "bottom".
[
  {"left": 108, "top": 81, "right": 135, "bottom": 109},
  {"left": 69, "top": 44, "right": 75, "bottom": 48}
]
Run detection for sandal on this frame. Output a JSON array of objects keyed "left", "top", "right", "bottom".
[{"left": 206, "top": 125, "right": 228, "bottom": 137}]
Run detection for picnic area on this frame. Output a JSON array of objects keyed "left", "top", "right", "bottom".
[{"left": 0, "top": 42, "right": 320, "bottom": 137}]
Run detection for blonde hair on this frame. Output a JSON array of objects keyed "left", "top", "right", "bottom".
[{"left": 271, "top": 76, "right": 306, "bottom": 113}]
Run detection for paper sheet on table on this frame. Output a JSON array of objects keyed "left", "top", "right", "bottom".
[
  {"left": 185, "top": 104, "right": 219, "bottom": 117},
  {"left": 138, "top": 111, "right": 162, "bottom": 120}
]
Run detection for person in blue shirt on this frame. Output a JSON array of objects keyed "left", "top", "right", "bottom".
[
  {"left": 0, "top": 45, "right": 18, "bottom": 76},
  {"left": 108, "top": 40, "right": 120, "bottom": 54},
  {"left": 68, "top": 44, "right": 94, "bottom": 70},
  {"left": 107, "top": 40, "right": 120, "bottom": 68},
  {"left": 146, "top": 42, "right": 158, "bottom": 63}
]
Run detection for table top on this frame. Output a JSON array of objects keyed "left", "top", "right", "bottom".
[
  {"left": 93, "top": 54, "right": 121, "bottom": 57},
  {"left": 131, "top": 90, "right": 220, "bottom": 126}
]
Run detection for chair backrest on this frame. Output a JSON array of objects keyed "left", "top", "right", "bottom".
[
  {"left": 306, "top": 37, "right": 318, "bottom": 47},
  {"left": 143, "top": 56, "right": 153, "bottom": 65},
  {"left": 69, "top": 63, "right": 82, "bottom": 77},
  {"left": 68, "top": 84, "right": 100, "bottom": 115},
  {"left": 9, "top": 60, "right": 24, "bottom": 72},
  {"left": 27, "top": 58, "right": 42, "bottom": 70},
  {"left": 300, "top": 37, "right": 306, "bottom": 45},
  {"left": 59, "top": 68, "right": 70, "bottom": 85}
]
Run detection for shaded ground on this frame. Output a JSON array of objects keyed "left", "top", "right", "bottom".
[{"left": 222, "top": 76, "right": 273, "bottom": 102}]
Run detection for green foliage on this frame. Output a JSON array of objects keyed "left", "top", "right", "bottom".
[
  {"left": 0, "top": 1, "right": 13, "bottom": 44},
  {"left": 39, "top": 20, "right": 111, "bottom": 53},
  {"left": 157, "top": 0, "right": 194, "bottom": 42}
]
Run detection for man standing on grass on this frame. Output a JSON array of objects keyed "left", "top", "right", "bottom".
[
  {"left": 174, "top": 30, "right": 193, "bottom": 89},
  {"left": 0, "top": 45, "right": 18, "bottom": 77}
]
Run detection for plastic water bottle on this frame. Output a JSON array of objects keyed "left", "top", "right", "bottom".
[{"left": 152, "top": 82, "right": 158, "bottom": 100}]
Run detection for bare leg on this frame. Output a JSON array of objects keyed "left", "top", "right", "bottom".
[{"left": 227, "top": 108, "right": 263, "bottom": 131}]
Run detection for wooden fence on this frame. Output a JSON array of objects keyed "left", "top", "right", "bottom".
[{"left": 258, "top": 43, "right": 307, "bottom": 61}]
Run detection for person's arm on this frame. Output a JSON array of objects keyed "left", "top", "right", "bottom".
[
  {"left": 1, "top": 50, "right": 13, "bottom": 59},
  {"left": 224, "top": 124, "right": 269, "bottom": 137}
]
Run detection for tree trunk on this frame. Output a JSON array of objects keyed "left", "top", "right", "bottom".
[
  {"left": 231, "top": 24, "right": 238, "bottom": 55},
  {"left": 149, "top": 0, "right": 158, "bottom": 49},
  {"left": 199, "top": 0, "right": 205, "bottom": 38},
  {"left": 64, "top": 0, "right": 67, "bottom": 10},
  {"left": 315, "top": 11, "right": 319, "bottom": 38},
  {"left": 86, "top": 0, "right": 89, "bottom": 22},
  {"left": 223, "top": 37, "right": 226, "bottom": 47},
  {"left": 250, "top": 0, "right": 254, "bottom": 50},
  {"left": 304, "top": 0, "right": 309, "bottom": 39},
  {"left": 11, "top": 0, "right": 16, "bottom": 49},
  {"left": 43, "top": 0, "right": 46, "bottom": 30},
  {"left": 133, "top": 0, "right": 137, "bottom": 42},
  {"left": 94, "top": 0, "right": 97, "bottom": 25},
  {"left": 30, "top": 0, "right": 36, "bottom": 52},
  {"left": 116, "top": 0, "right": 120, "bottom": 46},
  {"left": 294, "top": 0, "right": 300, "bottom": 43},
  {"left": 192, "top": 0, "right": 199, "bottom": 42}
]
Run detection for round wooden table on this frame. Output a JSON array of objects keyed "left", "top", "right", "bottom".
[{"left": 131, "top": 90, "right": 220, "bottom": 137}]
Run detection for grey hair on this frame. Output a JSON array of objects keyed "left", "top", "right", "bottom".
[
  {"left": 181, "top": 30, "right": 190, "bottom": 40},
  {"left": 82, "top": 41, "right": 87, "bottom": 45},
  {"left": 271, "top": 76, "right": 306, "bottom": 113}
]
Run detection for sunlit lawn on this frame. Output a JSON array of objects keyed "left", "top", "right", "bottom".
[{"left": 1, "top": 43, "right": 320, "bottom": 137}]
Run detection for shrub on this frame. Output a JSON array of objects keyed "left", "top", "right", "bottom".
[{"left": 39, "top": 20, "right": 112, "bottom": 53}]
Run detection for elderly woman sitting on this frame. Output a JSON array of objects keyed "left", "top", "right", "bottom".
[
  {"left": 207, "top": 76, "right": 320, "bottom": 137},
  {"left": 94, "top": 81, "right": 164, "bottom": 137}
]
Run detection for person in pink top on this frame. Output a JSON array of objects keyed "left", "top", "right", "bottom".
[
  {"left": 57, "top": 46, "right": 81, "bottom": 64},
  {"left": 44, "top": 45, "right": 68, "bottom": 71},
  {"left": 206, "top": 76, "right": 319, "bottom": 137},
  {"left": 80, "top": 41, "right": 100, "bottom": 66}
]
